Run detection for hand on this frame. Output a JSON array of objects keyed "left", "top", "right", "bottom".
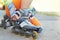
[{"left": 12, "top": 11, "right": 21, "bottom": 21}]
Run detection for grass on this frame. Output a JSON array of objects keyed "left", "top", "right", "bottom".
[{"left": 36, "top": 11, "right": 60, "bottom": 17}]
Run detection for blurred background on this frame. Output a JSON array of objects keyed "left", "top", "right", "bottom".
[{"left": 0, "top": 0, "right": 60, "bottom": 16}]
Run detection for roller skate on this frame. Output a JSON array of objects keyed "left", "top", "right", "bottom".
[
  {"left": 0, "top": 1, "right": 43, "bottom": 40},
  {"left": 0, "top": 15, "right": 13, "bottom": 29},
  {"left": 11, "top": 17, "right": 43, "bottom": 40}
]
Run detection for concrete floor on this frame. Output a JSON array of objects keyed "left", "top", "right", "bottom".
[{"left": 0, "top": 10, "right": 60, "bottom": 40}]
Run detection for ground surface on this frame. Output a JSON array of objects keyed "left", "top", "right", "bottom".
[{"left": 0, "top": 10, "right": 60, "bottom": 40}]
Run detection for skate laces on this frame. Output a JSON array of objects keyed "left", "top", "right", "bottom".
[{"left": 19, "top": 8, "right": 36, "bottom": 17}]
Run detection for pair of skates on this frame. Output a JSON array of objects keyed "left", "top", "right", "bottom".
[
  {"left": 0, "top": 9, "right": 42, "bottom": 40},
  {"left": 0, "top": 2, "right": 43, "bottom": 40}
]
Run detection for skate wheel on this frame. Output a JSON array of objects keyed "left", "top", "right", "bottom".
[
  {"left": 0, "top": 24, "right": 2, "bottom": 27},
  {"left": 12, "top": 27, "right": 19, "bottom": 35},
  {"left": 25, "top": 34, "right": 31, "bottom": 38},
  {"left": 1, "top": 20, "right": 6, "bottom": 28},
  {"left": 32, "top": 31, "right": 38, "bottom": 39},
  {"left": 12, "top": 30, "right": 19, "bottom": 35},
  {"left": 14, "top": 32, "right": 19, "bottom": 35},
  {"left": 32, "top": 37, "right": 36, "bottom": 40},
  {"left": 20, "top": 33, "right": 24, "bottom": 36}
]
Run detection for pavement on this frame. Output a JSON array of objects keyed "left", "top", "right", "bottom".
[{"left": 0, "top": 10, "right": 60, "bottom": 40}]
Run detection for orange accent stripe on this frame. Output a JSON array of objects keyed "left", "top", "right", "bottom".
[
  {"left": 5, "top": 6, "right": 11, "bottom": 17},
  {"left": 12, "top": 0, "right": 21, "bottom": 10}
]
